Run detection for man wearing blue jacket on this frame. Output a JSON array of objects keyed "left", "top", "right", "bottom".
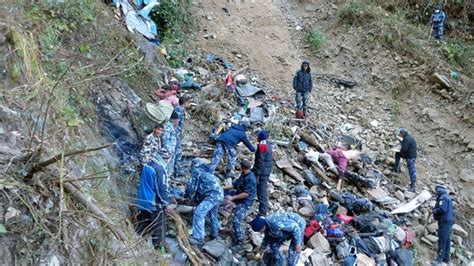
[
  {"left": 430, "top": 5, "right": 446, "bottom": 40},
  {"left": 431, "top": 185, "right": 454, "bottom": 265},
  {"left": 223, "top": 160, "right": 257, "bottom": 250},
  {"left": 253, "top": 130, "right": 273, "bottom": 216},
  {"left": 136, "top": 156, "right": 171, "bottom": 250},
  {"left": 393, "top": 128, "right": 417, "bottom": 192},
  {"left": 250, "top": 213, "right": 306, "bottom": 266},
  {"left": 185, "top": 159, "right": 224, "bottom": 247},
  {"left": 293, "top": 61, "right": 313, "bottom": 115},
  {"left": 209, "top": 122, "right": 256, "bottom": 177}
]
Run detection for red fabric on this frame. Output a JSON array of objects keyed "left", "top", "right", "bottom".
[
  {"left": 336, "top": 213, "right": 354, "bottom": 224},
  {"left": 155, "top": 89, "right": 177, "bottom": 99},
  {"left": 402, "top": 226, "right": 415, "bottom": 248},
  {"left": 327, "top": 148, "right": 349, "bottom": 172},
  {"left": 225, "top": 71, "right": 235, "bottom": 92},
  {"left": 258, "top": 143, "right": 267, "bottom": 153},
  {"left": 296, "top": 110, "right": 305, "bottom": 119},
  {"left": 304, "top": 220, "right": 322, "bottom": 239}
]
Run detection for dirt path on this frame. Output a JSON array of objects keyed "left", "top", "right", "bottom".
[{"left": 192, "top": 1, "right": 302, "bottom": 92}]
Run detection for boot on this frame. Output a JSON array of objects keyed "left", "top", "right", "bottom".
[
  {"left": 408, "top": 182, "right": 416, "bottom": 193},
  {"left": 391, "top": 166, "right": 400, "bottom": 173}
]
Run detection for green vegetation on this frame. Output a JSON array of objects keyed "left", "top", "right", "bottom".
[
  {"left": 441, "top": 41, "right": 474, "bottom": 74},
  {"left": 339, "top": 0, "right": 374, "bottom": 25},
  {"left": 151, "top": 0, "right": 195, "bottom": 44},
  {"left": 306, "top": 28, "right": 325, "bottom": 55}
]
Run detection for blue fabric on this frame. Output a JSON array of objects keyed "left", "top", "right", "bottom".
[
  {"left": 293, "top": 61, "right": 313, "bottom": 93},
  {"left": 209, "top": 141, "right": 238, "bottom": 173},
  {"left": 258, "top": 130, "right": 269, "bottom": 141},
  {"left": 232, "top": 171, "right": 257, "bottom": 206},
  {"left": 162, "top": 122, "right": 178, "bottom": 176},
  {"left": 250, "top": 216, "right": 267, "bottom": 232},
  {"left": 295, "top": 91, "right": 310, "bottom": 113},
  {"left": 431, "top": 11, "right": 446, "bottom": 39},
  {"left": 137, "top": 162, "right": 169, "bottom": 211},
  {"left": 233, "top": 203, "right": 252, "bottom": 243},
  {"left": 254, "top": 141, "right": 273, "bottom": 176},
  {"left": 216, "top": 124, "right": 255, "bottom": 152},
  {"left": 437, "top": 221, "right": 453, "bottom": 263},
  {"left": 185, "top": 165, "right": 223, "bottom": 203},
  {"left": 257, "top": 174, "right": 270, "bottom": 216},
  {"left": 264, "top": 235, "right": 300, "bottom": 266},
  {"left": 394, "top": 153, "right": 417, "bottom": 184},
  {"left": 261, "top": 212, "right": 306, "bottom": 250},
  {"left": 174, "top": 105, "right": 186, "bottom": 137},
  {"left": 192, "top": 196, "right": 222, "bottom": 243},
  {"left": 433, "top": 189, "right": 454, "bottom": 222}
]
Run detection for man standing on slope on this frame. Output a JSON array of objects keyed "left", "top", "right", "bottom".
[
  {"left": 293, "top": 61, "right": 313, "bottom": 117},
  {"left": 431, "top": 185, "right": 454, "bottom": 265},
  {"left": 253, "top": 130, "right": 273, "bottom": 216},
  {"left": 430, "top": 5, "right": 446, "bottom": 40},
  {"left": 392, "top": 128, "right": 417, "bottom": 192}
]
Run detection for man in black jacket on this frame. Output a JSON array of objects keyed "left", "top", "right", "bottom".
[
  {"left": 393, "top": 128, "right": 417, "bottom": 192},
  {"left": 293, "top": 61, "right": 313, "bottom": 115},
  {"left": 253, "top": 130, "right": 273, "bottom": 216}
]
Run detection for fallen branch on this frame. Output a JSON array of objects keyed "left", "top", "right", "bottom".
[
  {"left": 27, "top": 143, "right": 114, "bottom": 178},
  {"left": 63, "top": 182, "right": 128, "bottom": 243},
  {"left": 167, "top": 210, "right": 212, "bottom": 265}
]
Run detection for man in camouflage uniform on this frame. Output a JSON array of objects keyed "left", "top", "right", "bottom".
[
  {"left": 173, "top": 96, "right": 191, "bottom": 176},
  {"left": 250, "top": 213, "right": 306, "bottom": 266},
  {"left": 209, "top": 122, "right": 255, "bottom": 177},
  {"left": 162, "top": 111, "right": 180, "bottom": 177},
  {"left": 185, "top": 159, "right": 224, "bottom": 247},
  {"left": 139, "top": 124, "right": 169, "bottom": 168},
  {"left": 223, "top": 160, "right": 256, "bottom": 250}
]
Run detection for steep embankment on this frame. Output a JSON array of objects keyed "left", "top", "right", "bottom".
[{"left": 192, "top": 0, "right": 473, "bottom": 261}]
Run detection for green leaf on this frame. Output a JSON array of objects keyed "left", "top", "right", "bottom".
[
  {"left": 67, "top": 119, "right": 81, "bottom": 127},
  {"left": 0, "top": 224, "right": 7, "bottom": 233},
  {"left": 79, "top": 43, "right": 91, "bottom": 53}
]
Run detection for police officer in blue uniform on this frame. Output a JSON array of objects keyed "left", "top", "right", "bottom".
[{"left": 431, "top": 184, "right": 454, "bottom": 265}]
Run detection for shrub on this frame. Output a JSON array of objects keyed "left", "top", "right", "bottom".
[
  {"left": 339, "top": 1, "right": 369, "bottom": 25},
  {"left": 306, "top": 28, "right": 325, "bottom": 55}
]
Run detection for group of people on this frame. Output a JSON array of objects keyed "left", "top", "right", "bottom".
[{"left": 134, "top": 55, "right": 454, "bottom": 265}]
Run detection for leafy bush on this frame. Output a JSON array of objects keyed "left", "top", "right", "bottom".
[
  {"left": 150, "top": 0, "right": 194, "bottom": 44},
  {"left": 306, "top": 28, "right": 325, "bottom": 55},
  {"left": 441, "top": 41, "right": 474, "bottom": 74},
  {"left": 339, "top": 1, "right": 371, "bottom": 25}
]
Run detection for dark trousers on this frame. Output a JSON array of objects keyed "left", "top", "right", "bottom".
[
  {"left": 135, "top": 208, "right": 166, "bottom": 249},
  {"left": 394, "top": 152, "right": 417, "bottom": 184},
  {"left": 257, "top": 174, "right": 270, "bottom": 216},
  {"left": 437, "top": 221, "right": 453, "bottom": 263}
]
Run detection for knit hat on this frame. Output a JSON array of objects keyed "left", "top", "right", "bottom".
[
  {"left": 249, "top": 216, "right": 266, "bottom": 232},
  {"left": 240, "top": 159, "right": 252, "bottom": 170},
  {"left": 258, "top": 130, "right": 269, "bottom": 141},
  {"left": 170, "top": 111, "right": 179, "bottom": 120}
]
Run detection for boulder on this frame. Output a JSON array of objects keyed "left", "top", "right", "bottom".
[
  {"left": 307, "top": 233, "right": 330, "bottom": 253},
  {"left": 427, "top": 223, "right": 438, "bottom": 234},
  {"left": 452, "top": 235, "right": 463, "bottom": 246},
  {"left": 421, "top": 237, "right": 433, "bottom": 246},
  {"left": 202, "top": 239, "right": 228, "bottom": 258},
  {"left": 298, "top": 206, "right": 314, "bottom": 218},
  {"left": 404, "top": 191, "right": 416, "bottom": 199},
  {"left": 452, "top": 224, "right": 468, "bottom": 237},
  {"left": 426, "top": 234, "right": 438, "bottom": 243},
  {"left": 394, "top": 190, "right": 404, "bottom": 201},
  {"left": 430, "top": 72, "right": 451, "bottom": 89},
  {"left": 308, "top": 250, "right": 330, "bottom": 265},
  {"left": 251, "top": 231, "right": 263, "bottom": 246}
]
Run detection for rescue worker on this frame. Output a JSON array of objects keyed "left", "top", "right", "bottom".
[
  {"left": 223, "top": 160, "right": 257, "bottom": 250},
  {"left": 293, "top": 61, "right": 313, "bottom": 116},
  {"left": 431, "top": 185, "right": 454, "bottom": 265},
  {"left": 392, "top": 128, "right": 417, "bottom": 192},
  {"left": 430, "top": 5, "right": 446, "bottom": 40},
  {"left": 253, "top": 130, "right": 273, "bottom": 216},
  {"left": 185, "top": 159, "right": 224, "bottom": 247},
  {"left": 173, "top": 95, "right": 191, "bottom": 177},
  {"left": 250, "top": 213, "right": 306, "bottom": 266},
  {"left": 139, "top": 123, "right": 169, "bottom": 167},
  {"left": 162, "top": 111, "right": 180, "bottom": 177},
  {"left": 208, "top": 121, "right": 256, "bottom": 177},
  {"left": 135, "top": 155, "right": 171, "bottom": 250}
]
